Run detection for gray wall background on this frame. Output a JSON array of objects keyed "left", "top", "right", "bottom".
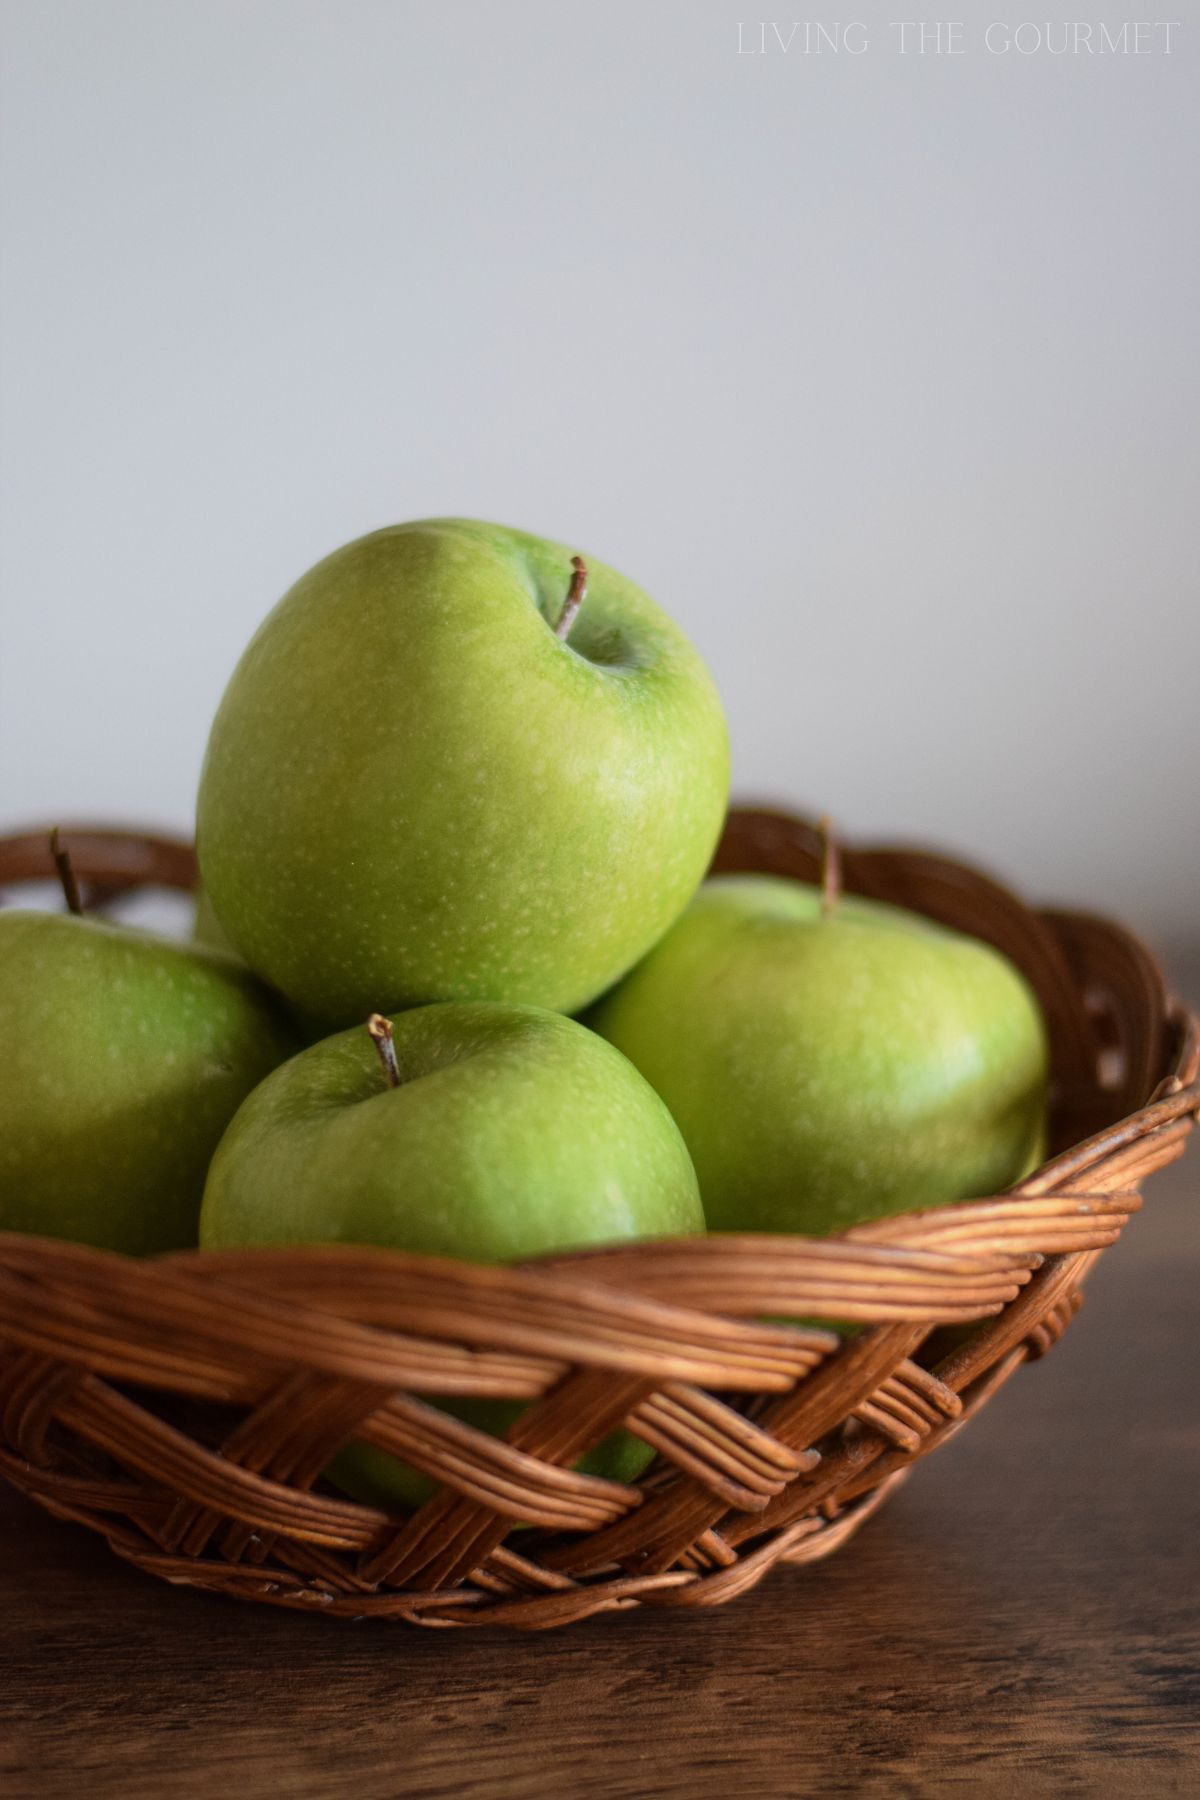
[{"left": 1, "top": 2, "right": 1196, "bottom": 955}]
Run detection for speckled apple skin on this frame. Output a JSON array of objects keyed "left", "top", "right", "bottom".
[
  {"left": 589, "top": 875, "right": 1050, "bottom": 1236},
  {"left": 200, "top": 1002, "right": 703, "bottom": 1259},
  {"left": 195, "top": 519, "right": 730, "bottom": 1029},
  {"left": 200, "top": 1001, "right": 704, "bottom": 1506},
  {"left": 0, "top": 912, "right": 298, "bottom": 1254}
]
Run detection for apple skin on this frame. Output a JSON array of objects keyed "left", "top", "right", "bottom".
[
  {"left": 195, "top": 519, "right": 730, "bottom": 1030},
  {"left": 200, "top": 1001, "right": 704, "bottom": 1508},
  {"left": 589, "top": 875, "right": 1049, "bottom": 1236},
  {"left": 193, "top": 886, "right": 333, "bottom": 1046},
  {"left": 200, "top": 1001, "right": 703, "bottom": 1259},
  {"left": 0, "top": 912, "right": 298, "bottom": 1255}
]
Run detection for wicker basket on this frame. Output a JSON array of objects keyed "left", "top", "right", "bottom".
[{"left": 0, "top": 810, "right": 1196, "bottom": 1630}]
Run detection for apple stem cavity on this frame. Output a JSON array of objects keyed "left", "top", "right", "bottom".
[
  {"left": 49, "top": 828, "right": 85, "bottom": 916},
  {"left": 367, "top": 1013, "right": 402, "bottom": 1088},
  {"left": 553, "top": 555, "right": 588, "bottom": 642},
  {"left": 818, "top": 814, "right": 841, "bottom": 920}
]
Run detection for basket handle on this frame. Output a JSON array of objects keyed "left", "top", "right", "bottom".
[{"left": 0, "top": 826, "right": 197, "bottom": 902}]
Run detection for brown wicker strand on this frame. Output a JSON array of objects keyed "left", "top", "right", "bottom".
[{"left": 0, "top": 812, "right": 1195, "bottom": 1628}]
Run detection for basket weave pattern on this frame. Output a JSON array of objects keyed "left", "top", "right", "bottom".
[{"left": 0, "top": 810, "right": 1196, "bottom": 1629}]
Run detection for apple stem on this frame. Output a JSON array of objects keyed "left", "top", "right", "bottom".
[
  {"left": 818, "top": 814, "right": 841, "bottom": 919},
  {"left": 49, "top": 828, "right": 84, "bottom": 916},
  {"left": 367, "top": 1013, "right": 402, "bottom": 1088},
  {"left": 553, "top": 555, "right": 588, "bottom": 641}
]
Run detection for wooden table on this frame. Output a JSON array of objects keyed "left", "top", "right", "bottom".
[{"left": 2, "top": 1107, "right": 1197, "bottom": 1796}]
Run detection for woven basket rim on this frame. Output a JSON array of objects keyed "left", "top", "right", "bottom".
[{"left": 1, "top": 807, "right": 1196, "bottom": 1629}]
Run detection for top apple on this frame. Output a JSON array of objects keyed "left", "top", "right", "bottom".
[{"left": 196, "top": 519, "right": 730, "bottom": 1026}]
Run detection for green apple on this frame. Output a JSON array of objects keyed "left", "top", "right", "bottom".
[
  {"left": 0, "top": 911, "right": 298, "bottom": 1254},
  {"left": 195, "top": 519, "right": 730, "bottom": 1029},
  {"left": 193, "top": 885, "right": 332, "bottom": 1048},
  {"left": 201, "top": 1000, "right": 703, "bottom": 1260},
  {"left": 589, "top": 874, "right": 1049, "bottom": 1236},
  {"left": 200, "top": 1001, "right": 704, "bottom": 1507}
]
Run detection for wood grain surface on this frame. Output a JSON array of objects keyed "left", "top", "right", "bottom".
[{"left": 2, "top": 1031, "right": 1197, "bottom": 1799}]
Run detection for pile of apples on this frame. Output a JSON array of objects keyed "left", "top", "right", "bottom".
[{"left": 0, "top": 518, "right": 1048, "bottom": 1500}]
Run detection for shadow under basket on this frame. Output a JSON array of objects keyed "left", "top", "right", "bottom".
[{"left": 0, "top": 809, "right": 1196, "bottom": 1630}]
